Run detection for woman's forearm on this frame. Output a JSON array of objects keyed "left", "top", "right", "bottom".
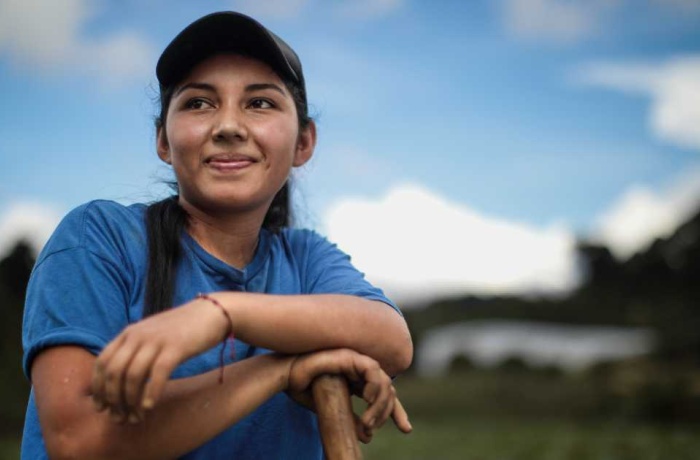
[
  {"left": 207, "top": 293, "right": 413, "bottom": 376},
  {"left": 35, "top": 347, "right": 291, "bottom": 460}
]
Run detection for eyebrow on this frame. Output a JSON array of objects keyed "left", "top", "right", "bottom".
[
  {"left": 174, "top": 82, "right": 215, "bottom": 97},
  {"left": 244, "top": 83, "right": 287, "bottom": 96},
  {"left": 173, "top": 82, "right": 287, "bottom": 98}
]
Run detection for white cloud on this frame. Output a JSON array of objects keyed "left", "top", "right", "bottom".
[
  {"left": 324, "top": 184, "right": 580, "bottom": 304},
  {"left": 0, "top": 0, "right": 153, "bottom": 83},
  {"left": 592, "top": 168, "right": 700, "bottom": 260},
  {"left": 0, "top": 202, "right": 63, "bottom": 258},
  {"left": 0, "top": 0, "right": 89, "bottom": 66},
  {"left": 575, "top": 55, "right": 700, "bottom": 150},
  {"left": 501, "top": 0, "right": 620, "bottom": 43}
]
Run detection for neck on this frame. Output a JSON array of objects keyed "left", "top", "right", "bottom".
[{"left": 180, "top": 201, "right": 266, "bottom": 269}]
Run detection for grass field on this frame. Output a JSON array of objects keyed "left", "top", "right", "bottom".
[
  {"left": 362, "top": 417, "right": 700, "bottom": 460},
  {"left": 4, "top": 420, "right": 699, "bottom": 460},
  {"left": 4, "top": 371, "right": 699, "bottom": 459},
  {"left": 360, "top": 371, "right": 700, "bottom": 460}
]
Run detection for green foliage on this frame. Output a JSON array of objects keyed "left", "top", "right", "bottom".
[
  {"left": 0, "top": 241, "right": 34, "bottom": 438},
  {"left": 0, "top": 438, "right": 21, "bottom": 460},
  {"left": 448, "top": 354, "right": 475, "bottom": 373}
]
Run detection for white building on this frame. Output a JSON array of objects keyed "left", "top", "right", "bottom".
[{"left": 416, "top": 320, "right": 656, "bottom": 377}]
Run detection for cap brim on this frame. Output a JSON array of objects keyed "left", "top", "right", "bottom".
[{"left": 156, "top": 12, "right": 301, "bottom": 88}]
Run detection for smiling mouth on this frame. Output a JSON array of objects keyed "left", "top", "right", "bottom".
[{"left": 205, "top": 154, "right": 258, "bottom": 171}]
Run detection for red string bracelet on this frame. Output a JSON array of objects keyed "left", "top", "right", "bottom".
[{"left": 197, "top": 293, "right": 235, "bottom": 384}]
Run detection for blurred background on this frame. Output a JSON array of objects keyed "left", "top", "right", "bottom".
[{"left": 1, "top": 0, "right": 699, "bottom": 458}]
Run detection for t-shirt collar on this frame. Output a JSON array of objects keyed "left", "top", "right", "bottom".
[{"left": 181, "top": 228, "right": 271, "bottom": 285}]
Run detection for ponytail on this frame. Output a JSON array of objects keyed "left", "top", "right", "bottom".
[
  {"left": 144, "top": 196, "right": 187, "bottom": 317},
  {"left": 263, "top": 181, "right": 291, "bottom": 232}
]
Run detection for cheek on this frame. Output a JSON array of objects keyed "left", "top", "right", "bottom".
[
  {"left": 167, "top": 119, "right": 209, "bottom": 160},
  {"left": 254, "top": 120, "right": 299, "bottom": 157}
]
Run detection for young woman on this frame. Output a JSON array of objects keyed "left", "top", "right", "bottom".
[{"left": 22, "top": 11, "right": 412, "bottom": 460}]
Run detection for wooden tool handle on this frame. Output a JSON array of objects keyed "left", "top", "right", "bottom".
[{"left": 312, "top": 374, "right": 363, "bottom": 460}]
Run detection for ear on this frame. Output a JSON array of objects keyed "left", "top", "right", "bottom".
[
  {"left": 293, "top": 121, "right": 316, "bottom": 167},
  {"left": 156, "top": 126, "right": 172, "bottom": 164}
]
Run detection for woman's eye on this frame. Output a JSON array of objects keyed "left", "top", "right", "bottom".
[
  {"left": 248, "top": 98, "right": 274, "bottom": 109},
  {"left": 185, "top": 98, "right": 212, "bottom": 110}
]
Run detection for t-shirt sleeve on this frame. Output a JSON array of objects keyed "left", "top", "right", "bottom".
[
  {"left": 22, "top": 203, "right": 132, "bottom": 380},
  {"left": 299, "top": 230, "right": 400, "bottom": 315}
]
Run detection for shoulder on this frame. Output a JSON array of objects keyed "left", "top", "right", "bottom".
[
  {"left": 37, "top": 200, "right": 147, "bottom": 264},
  {"left": 78, "top": 199, "right": 146, "bottom": 224},
  {"left": 54, "top": 199, "right": 145, "bottom": 233},
  {"left": 279, "top": 227, "right": 326, "bottom": 247},
  {"left": 274, "top": 227, "right": 358, "bottom": 273},
  {"left": 275, "top": 228, "right": 396, "bottom": 308},
  {"left": 277, "top": 228, "right": 342, "bottom": 257}
]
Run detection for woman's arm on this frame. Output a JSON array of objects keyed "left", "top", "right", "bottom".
[
  {"left": 34, "top": 346, "right": 291, "bottom": 460},
  {"left": 213, "top": 292, "right": 413, "bottom": 375},
  {"left": 91, "top": 294, "right": 412, "bottom": 422},
  {"left": 38, "top": 345, "right": 408, "bottom": 460}
]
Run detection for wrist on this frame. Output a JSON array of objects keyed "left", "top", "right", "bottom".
[
  {"left": 210, "top": 292, "right": 250, "bottom": 338},
  {"left": 195, "top": 293, "right": 237, "bottom": 384},
  {"left": 264, "top": 353, "right": 297, "bottom": 392},
  {"left": 194, "top": 293, "right": 231, "bottom": 341}
]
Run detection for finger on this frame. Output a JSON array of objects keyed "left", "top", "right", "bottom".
[
  {"left": 96, "top": 333, "right": 126, "bottom": 372},
  {"left": 123, "top": 344, "right": 160, "bottom": 417},
  {"left": 360, "top": 370, "right": 392, "bottom": 430},
  {"left": 141, "top": 352, "right": 178, "bottom": 410},
  {"left": 391, "top": 396, "right": 413, "bottom": 433},
  {"left": 360, "top": 364, "right": 389, "bottom": 404},
  {"left": 354, "top": 412, "right": 373, "bottom": 444},
  {"left": 91, "top": 366, "right": 107, "bottom": 412},
  {"left": 103, "top": 341, "right": 140, "bottom": 413},
  {"left": 359, "top": 360, "right": 385, "bottom": 402},
  {"left": 375, "top": 386, "right": 396, "bottom": 429},
  {"left": 92, "top": 334, "right": 126, "bottom": 410},
  {"left": 349, "top": 352, "right": 379, "bottom": 384}
]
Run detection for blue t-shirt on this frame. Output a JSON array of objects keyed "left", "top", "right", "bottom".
[{"left": 22, "top": 200, "right": 398, "bottom": 459}]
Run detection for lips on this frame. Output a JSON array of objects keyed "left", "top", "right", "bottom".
[{"left": 205, "top": 153, "right": 258, "bottom": 171}]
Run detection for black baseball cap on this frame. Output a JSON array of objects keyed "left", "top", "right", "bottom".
[{"left": 156, "top": 12, "right": 305, "bottom": 103}]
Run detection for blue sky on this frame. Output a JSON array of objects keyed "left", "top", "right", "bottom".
[{"left": 1, "top": 0, "right": 699, "bottom": 302}]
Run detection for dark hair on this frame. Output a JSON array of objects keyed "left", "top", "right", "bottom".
[{"left": 143, "top": 62, "right": 312, "bottom": 317}]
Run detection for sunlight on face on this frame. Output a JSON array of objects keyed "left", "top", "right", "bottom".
[{"left": 157, "top": 54, "right": 314, "bottom": 217}]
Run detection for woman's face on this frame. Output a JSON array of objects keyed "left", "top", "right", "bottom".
[{"left": 157, "top": 53, "right": 315, "bottom": 218}]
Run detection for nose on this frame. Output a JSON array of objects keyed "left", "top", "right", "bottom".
[{"left": 212, "top": 104, "right": 248, "bottom": 142}]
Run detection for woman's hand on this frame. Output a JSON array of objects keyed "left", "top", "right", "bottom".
[
  {"left": 91, "top": 298, "right": 230, "bottom": 423},
  {"left": 287, "top": 348, "right": 412, "bottom": 443}
]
